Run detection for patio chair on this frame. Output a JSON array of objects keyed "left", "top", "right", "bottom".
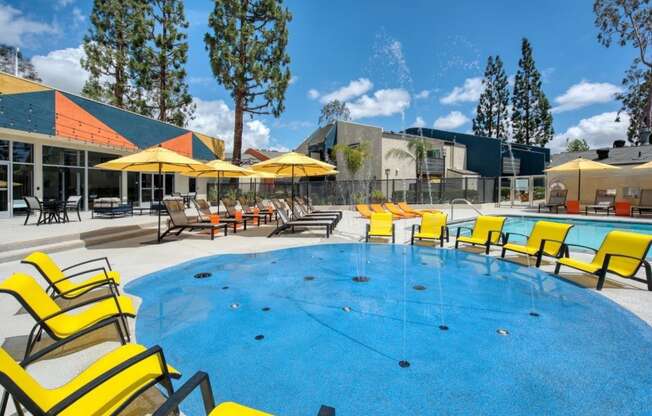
[
  {"left": 385, "top": 202, "right": 417, "bottom": 218},
  {"left": 537, "top": 189, "right": 568, "bottom": 213},
  {"left": 355, "top": 204, "right": 373, "bottom": 218},
  {"left": 0, "top": 343, "right": 181, "bottom": 416},
  {"left": 268, "top": 207, "right": 332, "bottom": 238},
  {"left": 91, "top": 197, "right": 133, "bottom": 218},
  {"left": 161, "top": 200, "right": 227, "bottom": 241},
  {"left": 224, "top": 202, "right": 259, "bottom": 226},
  {"left": 0, "top": 273, "right": 134, "bottom": 362},
  {"left": 398, "top": 202, "right": 440, "bottom": 216},
  {"left": 584, "top": 189, "right": 616, "bottom": 216},
  {"left": 631, "top": 189, "right": 652, "bottom": 217},
  {"left": 295, "top": 197, "right": 342, "bottom": 219},
  {"left": 411, "top": 212, "right": 449, "bottom": 246},
  {"left": 554, "top": 230, "right": 652, "bottom": 291},
  {"left": 370, "top": 203, "right": 401, "bottom": 219},
  {"left": 22, "top": 251, "right": 120, "bottom": 299},
  {"left": 292, "top": 204, "right": 339, "bottom": 226},
  {"left": 23, "top": 196, "right": 43, "bottom": 226},
  {"left": 455, "top": 215, "right": 506, "bottom": 254},
  {"left": 63, "top": 195, "right": 82, "bottom": 222},
  {"left": 501, "top": 221, "right": 573, "bottom": 267},
  {"left": 365, "top": 212, "right": 395, "bottom": 243}
]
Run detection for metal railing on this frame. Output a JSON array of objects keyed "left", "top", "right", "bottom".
[{"left": 450, "top": 198, "right": 484, "bottom": 221}]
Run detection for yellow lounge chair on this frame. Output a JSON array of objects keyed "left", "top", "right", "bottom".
[
  {"left": 398, "top": 202, "right": 440, "bottom": 216},
  {"left": 455, "top": 215, "right": 506, "bottom": 254},
  {"left": 0, "top": 273, "right": 135, "bottom": 362},
  {"left": 365, "top": 212, "right": 395, "bottom": 243},
  {"left": 554, "top": 230, "right": 652, "bottom": 291},
  {"left": 384, "top": 202, "right": 416, "bottom": 218},
  {"left": 370, "top": 204, "right": 400, "bottom": 219},
  {"left": 411, "top": 212, "right": 449, "bottom": 246},
  {"left": 22, "top": 252, "right": 121, "bottom": 299},
  {"left": 501, "top": 221, "right": 573, "bottom": 267},
  {"left": 355, "top": 204, "right": 373, "bottom": 218}
]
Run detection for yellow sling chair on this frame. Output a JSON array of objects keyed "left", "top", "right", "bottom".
[
  {"left": 501, "top": 221, "right": 573, "bottom": 267},
  {"left": 366, "top": 212, "right": 395, "bottom": 243},
  {"left": 411, "top": 212, "right": 449, "bottom": 246},
  {"left": 555, "top": 230, "right": 652, "bottom": 291},
  {"left": 454, "top": 216, "right": 506, "bottom": 254}
]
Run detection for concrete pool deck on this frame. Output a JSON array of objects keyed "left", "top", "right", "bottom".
[{"left": 1, "top": 206, "right": 651, "bottom": 415}]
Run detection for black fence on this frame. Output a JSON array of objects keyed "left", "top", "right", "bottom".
[{"left": 207, "top": 177, "right": 498, "bottom": 206}]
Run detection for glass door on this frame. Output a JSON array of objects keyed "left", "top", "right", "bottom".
[{"left": 0, "top": 162, "right": 9, "bottom": 217}]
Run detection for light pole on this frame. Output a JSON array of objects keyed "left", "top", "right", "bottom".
[{"left": 385, "top": 168, "right": 390, "bottom": 201}]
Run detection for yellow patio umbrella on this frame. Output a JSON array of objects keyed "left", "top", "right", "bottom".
[
  {"left": 250, "top": 152, "right": 337, "bottom": 213},
  {"left": 95, "top": 145, "right": 210, "bottom": 243},
  {"left": 544, "top": 157, "right": 620, "bottom": 201},
  {"left": 183, "top": 159, "right": 253, "bottom": 213},
  {"left": 633, "top": 161, "right": 652, "bottom": 170}
]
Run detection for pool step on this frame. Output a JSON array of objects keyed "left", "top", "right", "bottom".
[{"left": 0, "top": 225, "right": 157, "bottom": 264}]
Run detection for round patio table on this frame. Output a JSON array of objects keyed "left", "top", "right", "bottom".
[{"left": 39, "top": 200, "right": 66, "bottom": 224}]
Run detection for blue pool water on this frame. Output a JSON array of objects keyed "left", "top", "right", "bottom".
[{"left": 126, "top": 244, "right": 652, "bottom": 415}]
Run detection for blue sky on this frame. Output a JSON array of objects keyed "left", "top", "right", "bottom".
[{"left": 0, "top": 0, "right": 639, "bottom": 153}]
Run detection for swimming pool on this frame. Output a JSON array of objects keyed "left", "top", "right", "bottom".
[{"left": 126, "top": 244, "right": 652, "bottom": 415}]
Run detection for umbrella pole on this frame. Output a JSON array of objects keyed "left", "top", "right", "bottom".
[
  {"left": 157, "top": 164, "right": 162, "bottom": 243},
  {"left": 578, "top": 169, "right": 581, "bottom": 202},
  {"left": 291, "top": 165, "right": 295, "bottom": 218},
  {"left": 217, "top": 171, "right": 220, "bottom": 215}
]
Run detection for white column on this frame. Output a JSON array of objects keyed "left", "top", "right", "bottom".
[
  {"left": 84, "top": 151, "right": 89, "bottom": 211},
  {"left": 121, "top": 171, "right": 128, "bottom": 202}
]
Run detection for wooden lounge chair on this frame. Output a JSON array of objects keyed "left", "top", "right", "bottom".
[
  {"left": 631, "top": 189, "right": 652, "bottom": 217},
  {"left": 268, "top": 207, "right": 332, "bottom": 238},
  {"left": 584, "top": 190, "right": 616, "bottom": 216},
  {"left": 384, "top": 202, "right": 416, "bottom": 218},
  {"left": 555, "top": 230, "right": 652, "bottom": 291},
  {"left": 411, "top": 212, "right": 449, "bottom": 246},
  {"left": 161, "top": 200, "right": 227, "bottom": 241},
  {"left": 355, "top": 204, "right": 373, "bottom": 218},
  {"left": 0, "top": 273, "right": 134, "bottom": 362},
  {"left": 22, "top": 251, "right": 120, "bottom": 299},
  {"left": 538, "top": 189, "right": 568, "bottom": 213},
  {"left": 455, "top": 215, "right": 506, "bottom": 254},
  {"left": 365, "top": 212, "right": 395, "bottom": 243},
  {"left": 501, "top": 221, "right": 573, "bottom": 267}
]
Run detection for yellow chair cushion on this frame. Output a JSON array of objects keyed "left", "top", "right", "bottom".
[
  {"left": 470, "top": 216, "right": 505, "bottom": 244},
  {"left": 593, "top": 230, "right": 652, "bottom": 277},
  {"left": 0, "top": 344, "right": 179, "bottom": 415},
  {"left": 210, "top": 402, "right": 273, "bottom": 416},
  {"left": 503, "top": 243, "right": 538, "bottom": 256},
  {"left": 62, "top": 270, "right": 122, "bottom": 298},
  {"left": 526, "top": 221, "right": 573, "bottom": 257},
  {"left": 457, "top": 236, "right": 487, "bottom": 245},
  {"left": 48, "top": 296, "right": 136, "bottom": 339},
  {"left": 369, "top": 213, "right": 393, "bottom": 236},
  {"left": 558, "top": 257, "right": 601, "bottom": 274},
  {"left": 415, "top": 212, "right": 447, "bottom": 239}
]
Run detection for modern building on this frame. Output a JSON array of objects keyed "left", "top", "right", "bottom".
[
  {"left": 404, "top": 127, "right": 550, "bottom": 177},
  {"left": 548, "top": 142, "right": 652, "bottom": 204},
  {"left": 295, "top": 120, "right": 470, "bottom": 181},
  {"left": 0, "top": 71, "right": 224, "bottom": 217}
]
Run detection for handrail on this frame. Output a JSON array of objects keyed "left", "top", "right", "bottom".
[{"left": 450, "top": 198, "right": 484, "bottom": 220}]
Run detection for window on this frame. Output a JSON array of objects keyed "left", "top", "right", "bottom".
[
  {"left": 12, "top": 142, "right": 33, "bottom": 163},
  {"left": 189, "top": 177, "right": 196, "bottom": 193},
  {"left": 426, "top": 149, "right": 442, "bottom": 159},
  {"left": 88, "top": 152, "right": 122, "bottom": 202},
  {"left": 43, "top": 166, "right": 84, "bottom": 201},
  {"left": 12, "top": 164, "right": 33, "bottom": 206},
  {"left": 43, "top": 146, "right": 83, "bottom": 166},
  {"left": 0, "top": 140, "right": 9, "bottom": 161},
  {"left": 88, "top": 151, "right": 119, "bottom": 167}
]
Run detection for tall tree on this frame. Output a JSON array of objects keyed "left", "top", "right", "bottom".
[
  {"left": 511, "top": 38, "right": 554, "bottom": 146},
  {"left": 82, "top": 0, "right": 148, "bottom": 109},
  {"left": 205, "top": 0, "right": 292, "bottom": 165},
  {"left": 566, "top": 138, "right": 591, "bottom": 152},
  {"left": 133, "top": 0, "right": 194, "bottom": 126},
  {"left": 473, "top": 55, "right": 510, "bottom": 139},
  {"left": 594, "top": 0, "right": 652, "bottom": 140},
  {"left": 0, "top": 45, "right": 40, "bottom": 81},
  {"left": 319, "top": 99, "right": 351, "bottom": 125}
]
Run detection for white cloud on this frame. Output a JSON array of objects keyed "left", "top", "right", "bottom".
[
  {"left": 72, "top": 7, "right": 85, "bottom": 24},
  {"left": 346, "top": 88, "right": 410, "bottom": 120},
  {"left": 552, "top": 81, "right": 622, "bottom": 113},
  {"left": 319, "top": 78, "right": 373, "bottom": 104},
  {"left": 433, "top": 111, "right": 470, "bottom": 130},
  {"left": 552, "top": 111, "right": 629, "bottom": 152},
  {"left": 307, "top": 89, "right": 320, "bottom": 100},
  {"left": 0, "top": 4, "right": 58, "bottom": 46},
  {"left": 440, "top": 77, "right": 483, "bottom": 104},
  {"left": 415, "top": 90, "right": 430, "bottom": 99},
  {"left": 413, "top": 116, "right": 426, "bottom": 128},
  {"left": 188, "top": 98, "right": 273, "bottom": 151},
  {"left": 31, "top": 45, "right": 89, "bottom": 93}
]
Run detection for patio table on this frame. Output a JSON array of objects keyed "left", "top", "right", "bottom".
[{"left": 40, "top": 200, "right": 66, "bottom": 224}]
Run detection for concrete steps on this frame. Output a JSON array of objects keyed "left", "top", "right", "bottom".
[{"left": 0, "top": 224, "right": 158, "bottom": 264}]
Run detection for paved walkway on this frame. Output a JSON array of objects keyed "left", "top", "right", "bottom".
[{"left": 1, "top": 206, "right": 651, "bottom": 415}]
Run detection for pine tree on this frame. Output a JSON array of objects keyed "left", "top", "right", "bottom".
[
  {"left": 319, "top": 100, "right": 351, "bottom": 125},
  {"left": 473, "top": 55, "right": 510, "bottom": 139},
  {"left": 0, "top": 45, "right": 41, "bottom": 81},
  {"left": 82, "top": 0, "right": 149, "bottom": 110},
  {"left": 511, "top": 38, "right": 554, "bottom": 146},
  {"left": 205, "top": 0, "right": 292, "bottom": 165},
  {"left": 133, "top": 0, "right": 194, "bottom": 127},
  {"left": 616, "top": 64, "right": 652, "bottom": 144}
]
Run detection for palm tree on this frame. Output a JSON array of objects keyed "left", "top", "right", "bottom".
[
  {"left": 333, "top": 141, "right": 369, "bottom": 205},
  {"left": 385, "top": 137, "right": 434, "bottom": 202}
]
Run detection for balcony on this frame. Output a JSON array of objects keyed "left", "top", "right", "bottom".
[{"left": 422, "top": 157, "right": 445, "bottom": 176}]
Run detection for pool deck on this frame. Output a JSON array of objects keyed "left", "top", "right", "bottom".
[{"left": 1, "top": 206, "right": 651, "bottom": 415}]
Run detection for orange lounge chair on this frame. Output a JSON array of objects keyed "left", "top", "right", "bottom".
[
  {"left": 355, "top": 204, "right": 374, "bottom": 218},
  {"left": 398, "top": 202, "right": 440, "bottom": 216},
  {"left": 384, "top": 202, "right": 416, "bottom": 218},
  {"left": 370, "top": 204, "right": 400, "bottom": 219}
]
